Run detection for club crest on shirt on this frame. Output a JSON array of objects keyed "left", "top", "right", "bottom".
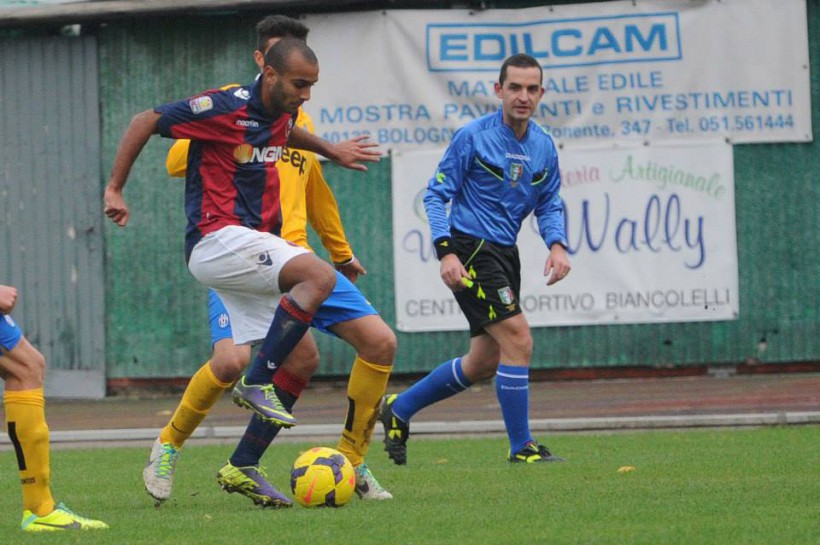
[
  {"left": 509, "top": 163, "right": 524, "bottom": 187},
  {"left": 218, "top": 312, "right": 230, "bottom": 329},
  {"left": 498, "top": 286, "right": 515, "bottom": 305},
  {"left": 189, "top": 96, "right": 213, "bottom": 114}
]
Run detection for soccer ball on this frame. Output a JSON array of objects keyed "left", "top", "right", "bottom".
[{"left": 290, "top": 447, "right": 356, "bottom": 508}]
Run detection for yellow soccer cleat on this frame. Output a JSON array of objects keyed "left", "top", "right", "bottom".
[{"left": 21, "top": 502, "right": 108, "bottom": 531}]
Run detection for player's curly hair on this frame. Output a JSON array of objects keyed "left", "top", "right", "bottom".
[
  {"left": 256, "top": 15, "right": 309, "bottom": 52},
  {"left": 499, "top": 53, "right": 543, "bottom": 85}
]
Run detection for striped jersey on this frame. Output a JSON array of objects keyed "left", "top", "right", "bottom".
[
  {"left": 165, "top": 103, "right": 354, "bottom": 264},
  {"left": 155, "top": 78, "right": 296, "bottom": 261}
]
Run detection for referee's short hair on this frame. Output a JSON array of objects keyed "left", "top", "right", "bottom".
[{"left": 499, "top": 53, "right": 543, "bottom": 85}]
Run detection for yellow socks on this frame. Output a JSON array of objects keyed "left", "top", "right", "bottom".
[
  {"left": 337, "top": 356, "right": 392, "bottom": 467},
  {"left": 4, "top": 388, "right": 55, "bottom": 516},
  {"left": 159, "top": 361, "right": 232, "bottom": 448}
]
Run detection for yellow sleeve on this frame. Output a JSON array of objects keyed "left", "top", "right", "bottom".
[
  {"left": 278, "top": 149, "right": 313, "bottom": 252},
  {"left": 304, "top": 158, "right": 354, "bottom": 264},
  {"left": 166, "top": 139, "right": 190, "bottom": 178},
  {"left": 278, "top": 108, "right": 353, "bottom": 261},
  {"left": 298, "top": 111, "right": 315, "bottom": 134}
]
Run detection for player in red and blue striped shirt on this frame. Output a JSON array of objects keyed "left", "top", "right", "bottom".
[
  {"left": 155, "top": 80, "right": 296, "bottom": 260},
  {"left": 104, "top": 38, "right": 380, "bottom": 431}
]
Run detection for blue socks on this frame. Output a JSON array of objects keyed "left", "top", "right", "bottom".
[
  {"left": 495, "top": 364, "right": 533, "bottom": 453},
  {"left": 243, "top": 295, "right": 312, "bottom": 385},
  {"left": 392, "top": 358, "right": 471, "bottom": 422},
  {"left": 393, "top": 359, "right": 533, "bottom": 454}
]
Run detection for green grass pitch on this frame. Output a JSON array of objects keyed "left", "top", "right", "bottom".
[{"left": 1, "top": 426, "right": 818, "bottom": 544}]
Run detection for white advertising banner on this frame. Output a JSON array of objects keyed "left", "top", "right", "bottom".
[
  {"left": 304, "top": 0, "right": 810, "bottom": 149},
  {"left": 391, "top": 141, "right": 738, "bottom": 332}
]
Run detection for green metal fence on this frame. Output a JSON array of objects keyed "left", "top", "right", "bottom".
[{"left": 99, "top": 6, "right": 819, "bottom": 378}]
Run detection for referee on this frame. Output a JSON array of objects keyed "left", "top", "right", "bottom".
[{"left": 380, "top": 53, "right": 571, "bottom": 465}]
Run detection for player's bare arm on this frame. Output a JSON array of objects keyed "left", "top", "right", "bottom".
[
  {"left": 104, "top": 110, "right": 162, "bottom": 227},
  {"left": 544, "top": 243, "right": 571, "bottom": 286},
  {"left": 288, "top": 128, "right": 381, "bottom": 171},
  {"left": 0, "top": 284, "right": 18, "bottom": 314}
]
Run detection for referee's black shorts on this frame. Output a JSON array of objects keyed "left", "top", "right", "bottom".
[{"left": 451, "top": 230, "right": 522, "bottom": 337}]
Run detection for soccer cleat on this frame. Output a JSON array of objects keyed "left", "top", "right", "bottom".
[
  {"left": 354, "top": 463, "right": 393, "bottom": 500},
  {"left": 216, "top": 462, "right": 292, "bottom": 508},
  {"left": 378, "top": 394, "right": 410, "bottom": 465},
  {"left": 232, "top": 376, "right": 296, "bottom": 428},
  {"left": 21, "top": 502, "right": 108, "bottom": 531},
  {"left": 508, "top": 441, "right": 566, "bottom": 464},
  {"left": 143, "top": 438, "right": 181, "bottom": 503}
]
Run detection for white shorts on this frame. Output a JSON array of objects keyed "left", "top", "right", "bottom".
[{"left": 188, "top": 225, "right": 310, "bottom": 344}]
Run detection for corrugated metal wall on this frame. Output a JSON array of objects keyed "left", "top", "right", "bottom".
[
  {"left": 98, "top": 6, "right": 819, "bottom": 379},
  {"left": 99, "top": 15, "right": 262, "bottom": 378},
  {"left": 0, "top": 36, "right": 106, "bottom": 397}
]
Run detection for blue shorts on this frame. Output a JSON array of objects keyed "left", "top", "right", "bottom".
[
  {"left": 0, "top": 314, "right": 23, "bottom": 351},
  {"left": 208, "top": 270, "right": 378, "bottom": 346}
]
